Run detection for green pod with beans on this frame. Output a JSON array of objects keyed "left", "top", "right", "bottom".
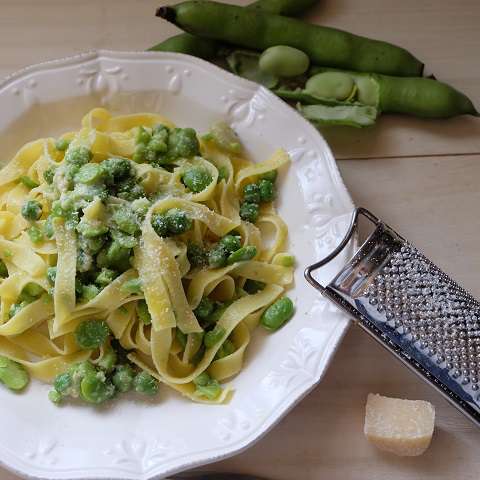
[
  {"left": 227, "top": 50, "right": 478, "bottom": 126},
  {"left": 259, "top": 46, "right": 310, "bottom": 78},
  {"left": 150, "top": 0, "right": 319, "bottom": 57},
  {"left": 157, "top": 1, "right": 424, "bottom": 77},
  {"left": 286, "top": 67, "right": 479, "bottom": 120}
]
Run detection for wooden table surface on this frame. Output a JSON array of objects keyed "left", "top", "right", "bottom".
[{"left": 1, "top": 1, "right": 479, "bottom": 479}]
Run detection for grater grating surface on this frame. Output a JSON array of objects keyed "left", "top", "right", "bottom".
[{"left": 305, "top": 207, "right": 480, "bottom": 427}]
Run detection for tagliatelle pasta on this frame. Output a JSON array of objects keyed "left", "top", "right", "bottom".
[{"left": 0, "top": 108, "right": 294, "bottom": 405}]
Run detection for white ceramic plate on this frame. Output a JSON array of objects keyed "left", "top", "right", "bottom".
[{"left": 0, "top": 51, "right": 355, "bottom": 480}]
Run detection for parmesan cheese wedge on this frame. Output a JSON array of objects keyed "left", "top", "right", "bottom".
[{"left": 364, "top": 393, "right": 435, "bottom": 456}]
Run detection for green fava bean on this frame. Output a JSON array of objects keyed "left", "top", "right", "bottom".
[
  {"left": 239, "top": 202, "right": 259, "bottom": 223},
  {"left": 243, "top": 183, "right": 260, "bottom": 203},
  {"left": 44, "top": 216, "right": 55, "bottom": 239},
  {"left": 95, "top": 268, "right": 117, "bottom": 287},
  {"left": 187, "top": 242, "right": 208, "bottom": 268},
  {"left": 21, "top": 200, "right": 42, "bottom": 221},
  {"left": 206, "top": 122, "right": 243, "bottom": 154},
  {"left": 27, "top": 225, "right": 44, "bottom": 244},
  {"left": 112, "top": 208, "right": 140, "bottom": 236},
  {"left": 182, "top": 166, "right": 212, "bottom": 193},
  {"left": 23, "top": 282, "right": 44, "bottom": 297},
  {"left": 167, "top": 127, "right": 200, "bottom": 160},
  {"left": 193, "top": 372, "right": 210, "bottom": 386},
  {"left": 208, "top": 244, "right": 228, "bottom": 268},
  {"left": 69, "top": 360, "right": 96, "bottom": 379},
  {"left": 151, "top": 213, "right": 169, "bottom": 238},
  {"left": 0, "top": 356, "right": 29, "bottom": 391},
  {"left": 97, "top": 348, "right": 117, "bottom": 372},
  {"left": 82, "top": 284, "right": 100, "bottom": 302},
  {"left": 227, "top": 245, "right": 257, "bottom": 264},
  {"left": 55, "top": 138, "right": 70, "bottom": 151},
  {"left": 121, "top": 278, "right": 143, "bottom": 294},
  {"left": 112, "top": 364, "right": 135, "bottom": 393},
  {"left": 136, "top": 126, "right": 152, "bottom": 145},
  {"left": 137, "top": 300, "right": 152, "bottom": 325},
  {"left": 258, "top": 179, "right": 276, "bottom": 203},
  {"left": 134, "top": 371, "right": 159, "bottom": 395},
  {"left": 101, "top": 157, "right": 132, "bottom": 184},
  {"left": 194, "top": 297, "right": 215, "bottom": 319},
  {"left": 74, "top": 163, "right": 103, "bottom": 184},
  {"left": 215, "top": 338, "right": 236, "bottom": 359},
  {"left": 43, "top": 167, "right": 56, "bottom": 185},
  {"left": 261, "top": 297, "right": 294, "bottom": 331},
  {"left": 48, "top": 390, "right": 63, "bottom": 404},
  {"left": 192, "top": 372, "right": 222, "bottom": 399},
  {"left": 219, "top": 234, "right": 242, "bottom": 253},
  {"left": 76, "top": 221, "right": 109, "bottom": 238},
  {"left": 305, "top": 72, "right": 355, "bottom": 101},
  {"left": 195, "top": 381, "right": 222, "bottom": 400},
  {"left": 64, "top": 146, "right": 92, "bottom": 167},
  {"left": 53, "top": 372, "right": 72, "bottom": 394},
  {"left": 204, "top": 324, "right": 226, "bottom": 348},
  {"left": 166, "top": 208, "right": 193, "bottom": 235},
  {"left": 80, "top": 372, "right": 115, "bottom": 404},
  {"left": 20, "top": 175, "right": 39, "bottom": 189},
  {"left": 75, "top": 319, "right": 110, "bottom": 350},
  {"left": 259, "top": 45, "right": 310, "bottom": 78}
]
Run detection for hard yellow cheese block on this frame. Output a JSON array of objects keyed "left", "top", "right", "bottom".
[{"left": 364, "top": 393, "right": 435, "bottom": 456}]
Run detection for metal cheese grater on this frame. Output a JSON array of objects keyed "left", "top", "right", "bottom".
[{"left": 305, "top": 207, "right": 480, "bottom": 427}]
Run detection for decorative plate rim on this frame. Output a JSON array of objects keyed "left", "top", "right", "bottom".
[{"left": 0, "top": 50, "right": 356, "bottom": 480}]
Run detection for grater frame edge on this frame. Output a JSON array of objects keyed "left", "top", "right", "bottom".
[{"left": 305, "top": 207, "right": 480, "bottom": 428}]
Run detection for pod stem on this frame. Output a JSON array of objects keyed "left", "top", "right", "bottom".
[{"left": 156, "top": 6, "right": 176, "bottom": 22}]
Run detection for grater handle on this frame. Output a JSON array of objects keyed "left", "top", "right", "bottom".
[{"left": 304, "top": 207, "right": 380, "bottom": 292}]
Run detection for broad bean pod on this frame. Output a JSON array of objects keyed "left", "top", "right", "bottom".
[
  {"left": 157, "top": 1, "right": 424, "bottom": 76},
  {"left": 150, "top": 0, "right": 319, "bottom": 57},
  {"left": 304, "top": 67, "right": 479, "bottom": 118}
]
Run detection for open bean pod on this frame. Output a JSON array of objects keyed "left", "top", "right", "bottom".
[{"left": 305, "top": 67, "right": 479, "bottom": 118}]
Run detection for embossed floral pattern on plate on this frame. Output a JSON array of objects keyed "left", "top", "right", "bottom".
[{"left": 0, "top": 50, "right": 355, "bottom": 480}]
